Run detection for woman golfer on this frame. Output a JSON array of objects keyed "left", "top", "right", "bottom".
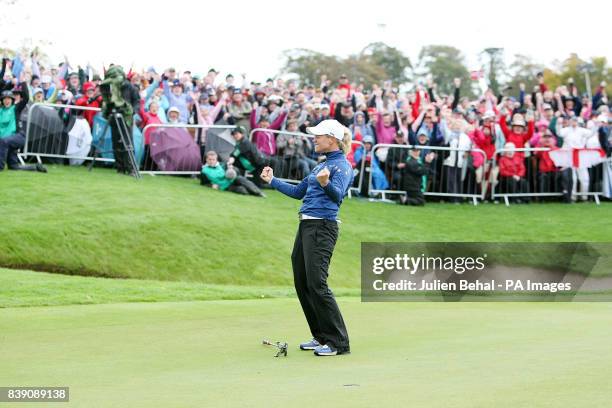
[{"left": 260, "top": 119, "right": 353, "bottom": 356}]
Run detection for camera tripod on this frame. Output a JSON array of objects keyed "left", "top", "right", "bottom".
[{"left": 88, "top": 111, "right": 141, "bottom": 179}]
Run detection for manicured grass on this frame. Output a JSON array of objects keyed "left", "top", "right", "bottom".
[
  {"left": 2, "top": 166, "right": 611, "bottom": 408},
  {"left": 1, "top": 298, "right": 611, "bottom": 408},
  {"left": 1, "top": 166, "right": 611, "bottom": 289},
  {"left": 0, "top": 267, "right": 358, "bottom": 308}
]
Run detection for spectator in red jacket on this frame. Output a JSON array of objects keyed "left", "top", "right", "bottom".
[
  {"left": 139, "top": 99, "right": 164, "bottom": 145},
  {"left": 75, "top": 81, "right": 101, "bottom": 127},
  {"left": 499, "top": 112, "right": 534, "bottom": 160},
  {"left": 534, "top": 131, "right": 559, "bottom": 194},
  {"left": 498, "top": 142, "right": 529, "bottom": 202}
]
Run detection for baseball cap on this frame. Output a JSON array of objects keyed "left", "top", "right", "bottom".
[
  {"left": 168, "top": 106, "right": 180, "bottom": 114},
  {"left": 231, "top": 125, "right": 246, "bottom": 135},
  {"left": 306, "top": 119, "right": 346, "bottom": 141}
]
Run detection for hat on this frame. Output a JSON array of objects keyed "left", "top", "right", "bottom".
[
  {"left": 41, "top": 75, "right": 52, "bottom": 84},
  {"left": 32, "top": 87, "right": 44, "bottom": 96},
  {"left": 255, "top": 88, "right": 265, "bottom": 95},
  {"left": 92, "top": 74, "right": 102, "bottom": 81},
  {"left": 168, "top": 106, "right": 180, "bottom": 114},
  {"left": 482, "top": 110, "right": 495, "bottom": 120},
  {"left": 417, "top": 127, "right": 429, "bottom": 138},
  {"left": 1, "top": 90, "right": 14, "bottom": 100},
  {"left": 231, "top": 125, "right": 246, "bottom": 135},
  {"left": 320, "top": 103, "right": 330, "bottom": 110},
  {"left": 68, "top": 72, "right": 79, "bottom": 78},
  {"left": 511, "top": 114, "right": 526, "bottom": 127},
  {"left": 306, "top": 119, "right": 346, "bottom": 141},
  {"left": 542, "top": 103, "right": 552, "bottom": 110},
  {"left": 290, "top": 103, "right": 301, "bottom": 111},
  {"left": 172, "top": 80, "right": 183, "bottom": 88},
  {"left": 367, "top": 107, "right": 377, "bottom": 115},
  {"left": 146, "top": 66, "right": 157, "bottom": 74},
  {"left": 362, "top": 135, "right": 374, "bottom": 144},
  {"left": 232, "top": 88, "right": 242, "bottom": 94},
  {"left": 82, "top": 82, "right": 95, "bottom": 92}
]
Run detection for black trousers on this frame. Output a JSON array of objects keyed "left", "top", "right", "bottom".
[
  {"left": 227, "top": 176, "right": 262, "bottom": 196},
  {"left": 291, "top": 219, "right": 350, "bottom": 352}
]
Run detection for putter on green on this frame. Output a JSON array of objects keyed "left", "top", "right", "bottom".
[{"left": 262, "top": 339, "right": 288, "bottom": 357}]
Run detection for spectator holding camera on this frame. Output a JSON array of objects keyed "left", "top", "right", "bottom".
[{"left": 200, "top": 150, "right": 265, "bottom": 197}]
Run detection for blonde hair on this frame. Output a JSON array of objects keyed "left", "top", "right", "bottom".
[{"left": 336, "top": 127, "right": 352, "bottom": 155}]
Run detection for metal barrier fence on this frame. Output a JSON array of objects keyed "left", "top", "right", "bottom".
[
  {"left": 23, "top": 102, "right": 109, "bottom": 164},
  {"left": 368, "top": 143, "right": 488, "bottom": 205},
  {"left": 491, "top": 147, "right": 605, "bottom": 206},
  {"left": 141, "top": 123, "right": 235, "bottom": 175},
  {"left": 248, "top": 127, "right": 366, "bottom": 195}
]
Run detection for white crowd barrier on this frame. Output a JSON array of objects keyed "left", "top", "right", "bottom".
[
  {"left": 23, "top": 102, "right": 110, "bottom": 164},
  {"left": 368, "top": 143, "right": 488, "bottom": 205},
  {"left": 491, "top": 147, "right": 605, "bottom": 206}
]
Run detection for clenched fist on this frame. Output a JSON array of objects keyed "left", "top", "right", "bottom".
[
  {"left": 260, "top": 166, "right": 273, "bottom": 183},
  {"left": 316, "top": 167, "right": 330, "bottom": 187}
]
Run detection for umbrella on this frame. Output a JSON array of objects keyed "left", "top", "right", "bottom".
[
  {"left": 26, "top": 104, "right": 67, "bottom": 161},
  {"left": 149, "top": 127, "right": 201, "bottom": 171},
  {"left": 65, "top": 117, "right": 93, "bottom": 166},
  {"left": 205, "top": 123, "right": 236, "bottom": 162}
]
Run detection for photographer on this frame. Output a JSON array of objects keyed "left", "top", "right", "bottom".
[
  {"left": 399, "top": 148, "right": 435, "bottom": 206},
  {"left": 229, "top": 126, "right": 280, "bottom": 187},
  {"left": 100, "top": 65, "right": 140, "bottom": 175}
]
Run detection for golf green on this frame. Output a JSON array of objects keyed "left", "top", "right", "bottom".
[{"left": 1, "top": 298, "right": 611, "bottom": 407}]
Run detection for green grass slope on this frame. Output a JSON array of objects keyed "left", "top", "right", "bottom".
[{"left": 1, "top": 166, "right": 611, "bottom": 288}]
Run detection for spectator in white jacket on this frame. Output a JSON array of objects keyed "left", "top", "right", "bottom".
[{"left": 556, "top": 116, "right": 597, "bottom": 201}]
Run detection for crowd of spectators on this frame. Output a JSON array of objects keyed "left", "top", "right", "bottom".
[{"left": 1, "top": 52, "right": 611, "bottom": 204}]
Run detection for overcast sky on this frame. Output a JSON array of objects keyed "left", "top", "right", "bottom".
[{"left": 3, "top": 0, "right": 610, "bottom": 82}]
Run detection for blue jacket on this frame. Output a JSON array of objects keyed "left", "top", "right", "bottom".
[{"left": 270, "top": 150, "right": 353, "bottom": 221}]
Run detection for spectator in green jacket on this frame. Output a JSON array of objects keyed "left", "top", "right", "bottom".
[
  {"left": 200, "top": 150, "right": 265, "bottom": 197},
  {"left": 0, "top": 91, "right": 17, "bottom": 138}
]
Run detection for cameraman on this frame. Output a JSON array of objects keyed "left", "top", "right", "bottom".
[{"left": 100, "top": 65, "right": 140, "bottom": 174}]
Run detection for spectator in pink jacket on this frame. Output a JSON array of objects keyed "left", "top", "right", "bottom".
[
  {"left": 249, "top": 107, "right": 288, "bottom": 156},
  {"left": 376, "top": 111, "right": 397, "bottom": 145}
]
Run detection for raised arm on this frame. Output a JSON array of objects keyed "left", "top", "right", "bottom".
[{"left": 270, "top": 175, "right": 308, "bottom": 199}]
